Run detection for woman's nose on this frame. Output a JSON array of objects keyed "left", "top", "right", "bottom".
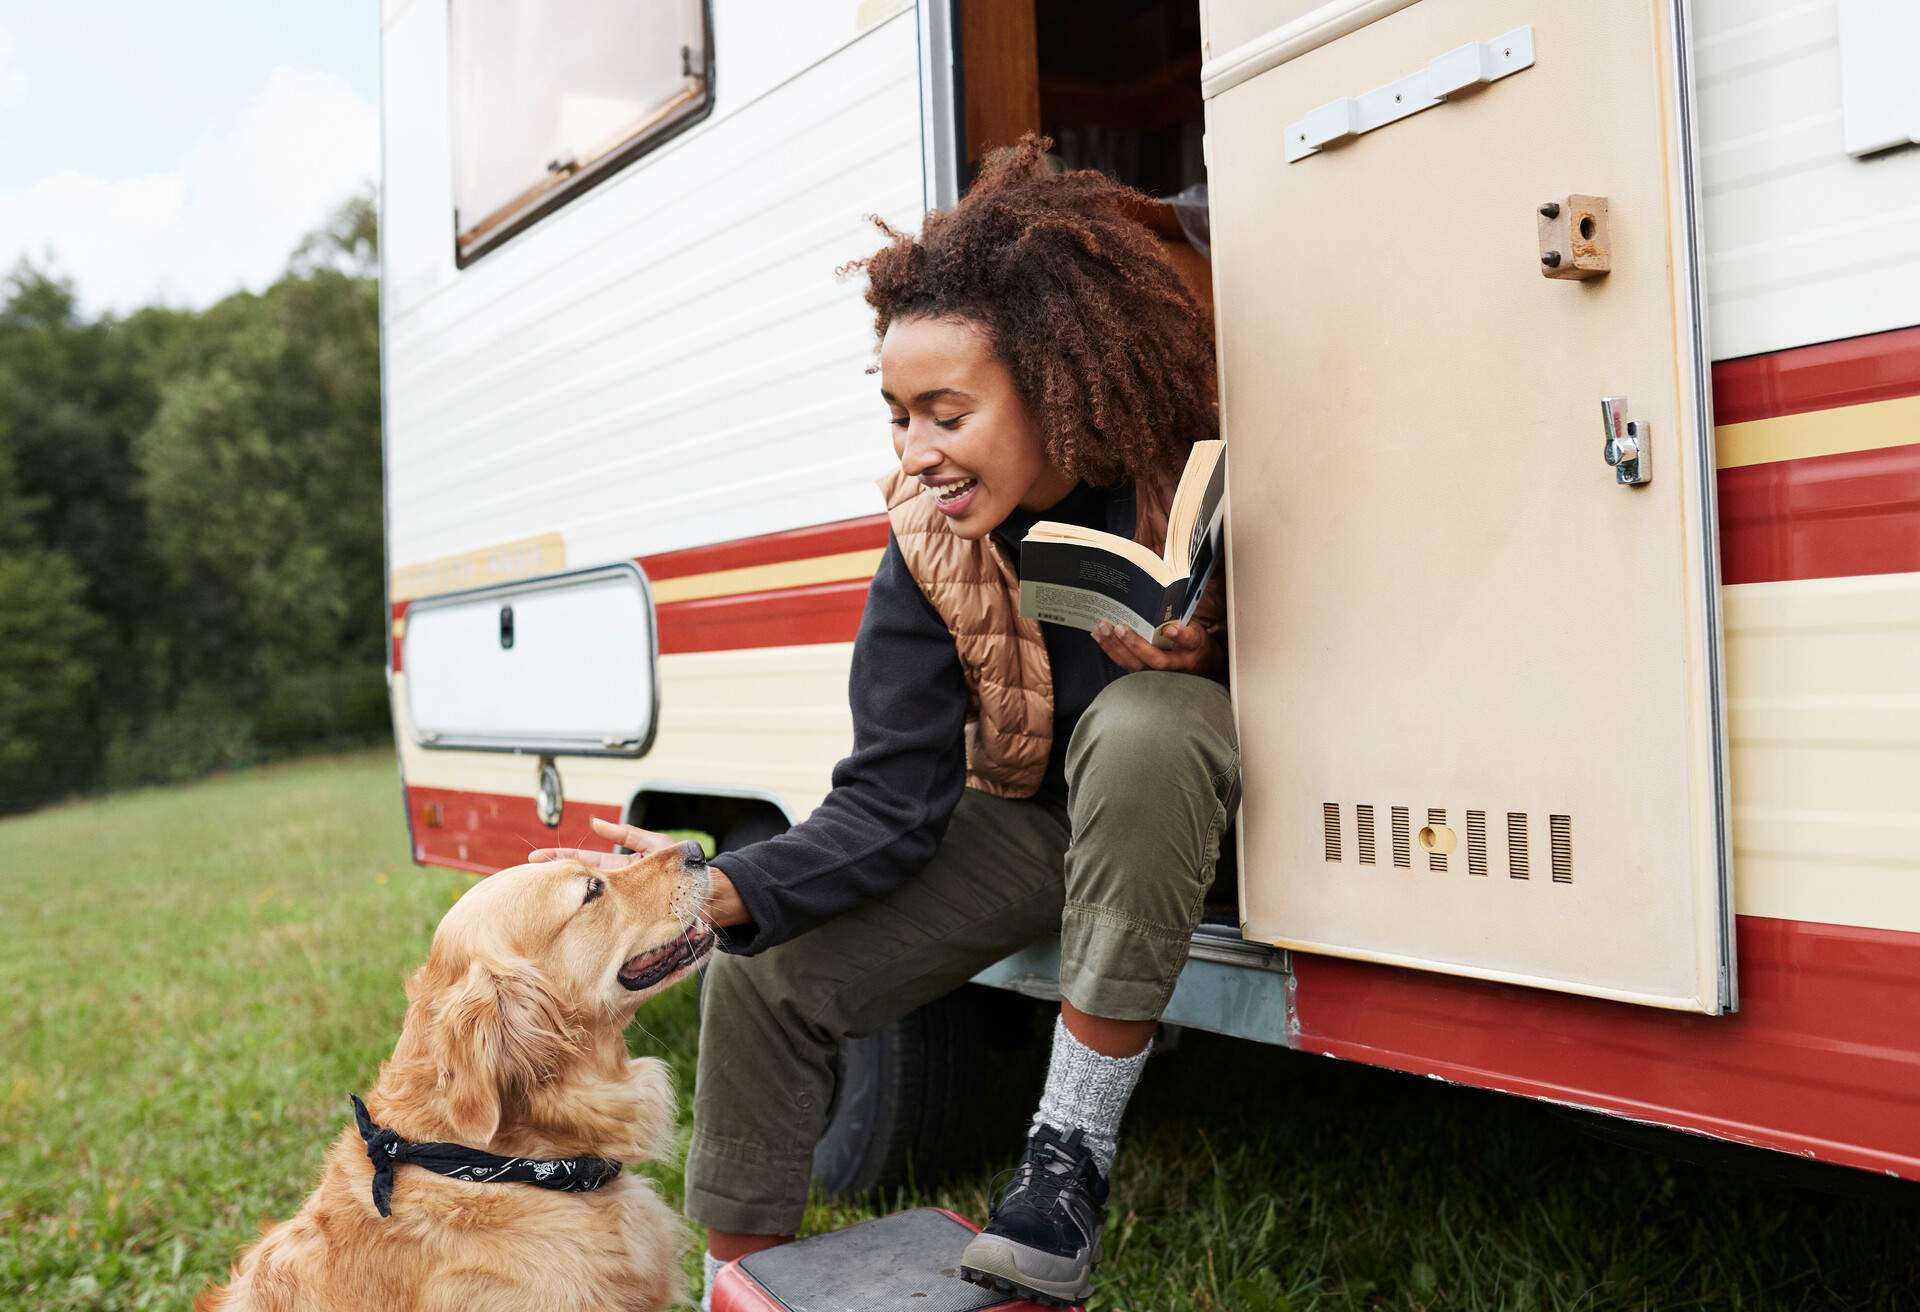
[{"left": 896, "top": 423, "right": 942, "bottom": 475}]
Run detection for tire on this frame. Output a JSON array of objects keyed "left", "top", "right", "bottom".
[
  {"left": 710, "top": 815, "right": 1024, "bottom": 1200},
  {"left": 811, "top": 987, "right": 989, "bottom": 1199}
]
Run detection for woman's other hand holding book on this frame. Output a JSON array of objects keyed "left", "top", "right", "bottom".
[{"left": 1091, "top": 621, "right": 1223, "bottom": 678}]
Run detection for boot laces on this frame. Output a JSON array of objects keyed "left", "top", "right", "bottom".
[{"left": 992, "top": 1135, "right": 1090, "bottom": 1216}]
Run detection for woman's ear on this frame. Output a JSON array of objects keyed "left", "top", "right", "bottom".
[{"left": 431, "top": 957, "right": 580, "bottom": 1146}]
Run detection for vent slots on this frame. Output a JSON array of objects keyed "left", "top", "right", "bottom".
[
  {"left": 1391, "top": 806, "right": 1411, "bottom": 868},
  {"left": 1426, "top": 807, "right": 1448, "bottom": 871},
  {"left": 1356, "top": 805, "right": 1377, "bottom": 864},
  {"left": 1507, "top": 812, "right": 1530, "bottom": 879},
  {"left": 1323, "top": 803, "right": 1341, "bottom": 862},
  {"left": 1550, "top": 814, "right": 1573, "bottom": 883},
  {"left": 1466, "top": 810, "right": 1488, "bottom": 876}
]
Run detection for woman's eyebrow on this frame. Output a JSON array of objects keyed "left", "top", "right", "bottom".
[{"left": 880, "top": 387, "right": 974, "bottom": 406}]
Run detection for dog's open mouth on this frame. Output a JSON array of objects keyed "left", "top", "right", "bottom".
[{"left": 617, "top": 926, "right": 716, "bottom": 991}]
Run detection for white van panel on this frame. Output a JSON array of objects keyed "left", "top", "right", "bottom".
[
  {"left": 380, "top": 3, "right": 922, "bottom": 575},
  {"left": 1694, "top": 0, "right": 1920, "bottom": 360}
]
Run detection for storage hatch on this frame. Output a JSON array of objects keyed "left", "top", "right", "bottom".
[
  {"left": 403, "top": 563, "right": 658, "bottom": 756},
  {"left": 1204, "top": 0, "right": 1733, "bottom": 1011}
]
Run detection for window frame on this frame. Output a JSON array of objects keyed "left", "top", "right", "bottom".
[{"left": 449, "top": 0, "right": 717, "bottom": 268}]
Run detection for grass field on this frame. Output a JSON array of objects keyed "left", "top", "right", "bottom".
[{"left": 2, "top": 753, "right": 1915, "bottom": 1310}]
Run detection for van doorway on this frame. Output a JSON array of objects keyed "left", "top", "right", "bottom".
[{"left": 956, "top": 0, "right": 1205, "bottom": 199}]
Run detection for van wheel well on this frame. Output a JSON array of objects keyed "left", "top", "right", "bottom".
[{"left": 625, "top": 791, "right": 790, "bottom": 852}]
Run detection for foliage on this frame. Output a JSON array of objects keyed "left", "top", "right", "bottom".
[
  {"left": 0, "top": 187, "right": 384, "bottom": 808},
  {"left": 0, "top": 547, "right": 105, "bottom": 806},
  {"left": 253, "top": 663, "right": 391, "bottom": 753},
  {"left": 103, "top": 687, "right": 258, "bottom": 791},
  {"left": 5, "top": 755, "right": 1919, "bottom": 1311}
]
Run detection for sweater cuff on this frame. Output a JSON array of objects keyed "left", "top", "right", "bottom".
[{"left": 708, "top": 849, "right": 778, "bottom": 955}]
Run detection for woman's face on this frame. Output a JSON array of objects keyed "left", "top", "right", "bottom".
[{"left": 880, "top": 314, "right": 1077, "bottom": 540}]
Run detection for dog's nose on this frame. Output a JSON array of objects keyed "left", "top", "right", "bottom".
[{"left": 679, "top": 839, "right": 707, "bottom": 868}]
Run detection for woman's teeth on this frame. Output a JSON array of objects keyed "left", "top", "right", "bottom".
[{"left": 929, "top": 478, "right": 978, "bottom": 503}]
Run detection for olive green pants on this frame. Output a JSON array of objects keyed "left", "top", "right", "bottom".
[{"left": 684, "top": 671, "right": 1239, "bottom": 1236}]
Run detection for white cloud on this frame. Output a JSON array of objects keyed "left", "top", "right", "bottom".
[
  {"left": 0, "top": 67, "right": 377, "bottom": 314},
  {"left": 0, "top": 27, "right": 21, "bottom": 102}
]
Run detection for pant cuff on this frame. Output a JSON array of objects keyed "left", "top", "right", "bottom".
[
  {"left": 683, "top": 1130, "right": 812, "bottom": 1237},
  {"left": 1058, "top": 903, "right": 1192, "bottom": 1022}
]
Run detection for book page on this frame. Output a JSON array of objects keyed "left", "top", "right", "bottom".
[
  {"left": 1164, "top": 440, "right": 1226, "bottom": 569},
  {"left": 1025, "top": 520, "right": 1176, "bottom": 583}
]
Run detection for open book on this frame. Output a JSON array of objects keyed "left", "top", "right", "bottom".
[{"left": 1018, "top": 440, "right": 1226, "bottom": 647}]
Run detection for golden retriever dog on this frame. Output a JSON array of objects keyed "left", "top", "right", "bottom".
[{"left": 199, "top": 842, "right": 715, "bottom": 1311}]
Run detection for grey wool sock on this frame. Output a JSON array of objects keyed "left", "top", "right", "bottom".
[
  {"left": 1031, "top": 1014, "right": 1152, "bottom": 1175},
  {"left": 701, "top": 1250, "right": 722, "bottom": 1311}
]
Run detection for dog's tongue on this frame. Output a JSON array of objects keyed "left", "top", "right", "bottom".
[{"left": 621, "top": 931, "right": 681, "bottom": 982}]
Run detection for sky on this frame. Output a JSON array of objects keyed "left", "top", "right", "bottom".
[{"left": 0, "top": 0, "right": 380, "bottom": 315}]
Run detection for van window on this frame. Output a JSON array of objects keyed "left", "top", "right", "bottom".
[{"left": 448, "top": 0, "right": 712, "bottom": 264}]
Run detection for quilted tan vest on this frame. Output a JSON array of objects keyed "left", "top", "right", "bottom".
[
  {"left": 877, "top": 466, "right": 1221, "bottom": 798},
  {"left": 879, "top": 469, "right": 1052, "bottom": 797}
]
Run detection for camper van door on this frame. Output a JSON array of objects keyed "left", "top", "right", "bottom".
[{"left": 1203, "top": 0, "right": 1733, "bottom": 1013}]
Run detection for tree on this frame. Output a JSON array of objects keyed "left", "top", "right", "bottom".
[
  {"left": 0, "top": 443, "right": 105, "bottom": 809},
  {"left": 0, "top": 260, "right": 172, "bottom": 716},
  {"left": 290, "top": 190, "right": 379, "bottom": 280},
  {"left": 135, "top": 245, "right": 383, "bottom": 692},
  {"left": 0, "top": 439, "right": 43, "bottom": 550},
  {"left": 0, "top": 193, "right": 386, "bottom": 803}
]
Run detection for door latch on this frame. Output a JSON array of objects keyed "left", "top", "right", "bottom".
[{"left": 1600, "top": 396, "right": 1649, "bottom": 485}]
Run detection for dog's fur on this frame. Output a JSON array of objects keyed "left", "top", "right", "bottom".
[{"left": 198, "top": 847, "right": 713, "bottom": 1312}]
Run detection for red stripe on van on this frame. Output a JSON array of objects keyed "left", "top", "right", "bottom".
[
  {"left": 1717, "top": 441, "right": 1920, "bottom": 585},
  {"left": 1291, "top": 915, "right": 1920, "bottom": 1180},
  {"left": 655, "top": 578, "right": 871, "bottom": 654},
  {"left": 408, "top": 785, "right": 622, "bottom": 875},
  {"left": 639, "top": 515, "right": 890, "bottom": 581},
  {"left": 1713, "top": 325, "right": 1920, "bottom": 425}
]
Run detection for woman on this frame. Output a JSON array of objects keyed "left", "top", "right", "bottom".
[{"left": 542, "top": 136, "right": 1237, "bottom": 1307}]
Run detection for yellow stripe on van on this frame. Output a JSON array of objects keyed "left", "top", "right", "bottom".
[
  {"left": 1716, "top": 394, "right": 1920, "bottom": 470},
  {"left": 391, "top": 533, "right": 567, "bottom": 603},
  {"left": 648, "top": 549, "right": 886, "bottom": 605}
]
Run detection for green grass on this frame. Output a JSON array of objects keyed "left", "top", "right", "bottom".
[{"left": 3, "top": 754, "right": 1915, "bottom": 1310}]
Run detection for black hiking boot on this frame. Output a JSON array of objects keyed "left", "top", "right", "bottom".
[{"left": 958, "top": 1123, "right": 1107, "bottom": 1307}]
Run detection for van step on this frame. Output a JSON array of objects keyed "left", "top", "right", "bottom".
[{"left": 710, "top": 1208, "right": 1081, "bottom": 1311}]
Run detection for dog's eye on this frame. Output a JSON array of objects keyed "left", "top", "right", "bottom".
[{"left": 583, "top": 876, "right": 605, "bottom": 905}]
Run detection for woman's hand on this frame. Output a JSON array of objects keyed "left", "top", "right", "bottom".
[
  {"left": 1091, "top": 621, "right": 1223, "bottom": 677},
  {"left": 530, "top": 818, "right": 752, "bottom": 928},
  {"left": 530, "top": 817, "right": 677, "bottom": 869}
]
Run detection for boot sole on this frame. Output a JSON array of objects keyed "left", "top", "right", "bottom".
[
  {"left": 958, "top": 1263, "right": 1088, "bottom": 1308},
  {"left": 957, "top": 1233, "right": 1101, "bottom": 1306}
]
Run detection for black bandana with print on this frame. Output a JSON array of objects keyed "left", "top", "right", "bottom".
[{"left": 350, "top": 1095, "right": 623, "bottom": 1217}]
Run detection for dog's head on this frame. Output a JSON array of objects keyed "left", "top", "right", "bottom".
[{"left": 412, "top": 843, "right": 713, "bottom": 1145}]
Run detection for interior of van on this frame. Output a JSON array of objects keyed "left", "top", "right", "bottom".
[
  {"left": 950, "top": 0, "right": 1237, "bottom": 924},
  {"left": 958, "top": 0, "right": 1205, "bottom": 198}
]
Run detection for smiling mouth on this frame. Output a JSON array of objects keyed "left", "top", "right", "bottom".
[
  {"left": 925, "top": 477, "right": 978, "bottom": 505},
  {"left": 618, "top": 926, "right": 716, "bottom": 991}
]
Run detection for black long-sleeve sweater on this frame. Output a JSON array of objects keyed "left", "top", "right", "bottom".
[{"left": 713, "top": 480, "right": 1132, "bottom": 953}]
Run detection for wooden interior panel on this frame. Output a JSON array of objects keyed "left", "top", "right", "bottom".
[{"left": 961, "top": 0, "right": 1041, "bottom": 159}]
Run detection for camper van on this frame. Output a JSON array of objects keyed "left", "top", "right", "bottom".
[{"left": 378, "top": 0, "right": 1920, "bottom": 1193}]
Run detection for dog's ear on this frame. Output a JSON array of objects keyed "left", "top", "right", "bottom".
[{"left": 431, "top": 957, "right": 581, "bottom": 1146}]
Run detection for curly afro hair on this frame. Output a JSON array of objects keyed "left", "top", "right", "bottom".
[{"left": 843, "top": 134, "right": 1216, "bottom": 487}]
